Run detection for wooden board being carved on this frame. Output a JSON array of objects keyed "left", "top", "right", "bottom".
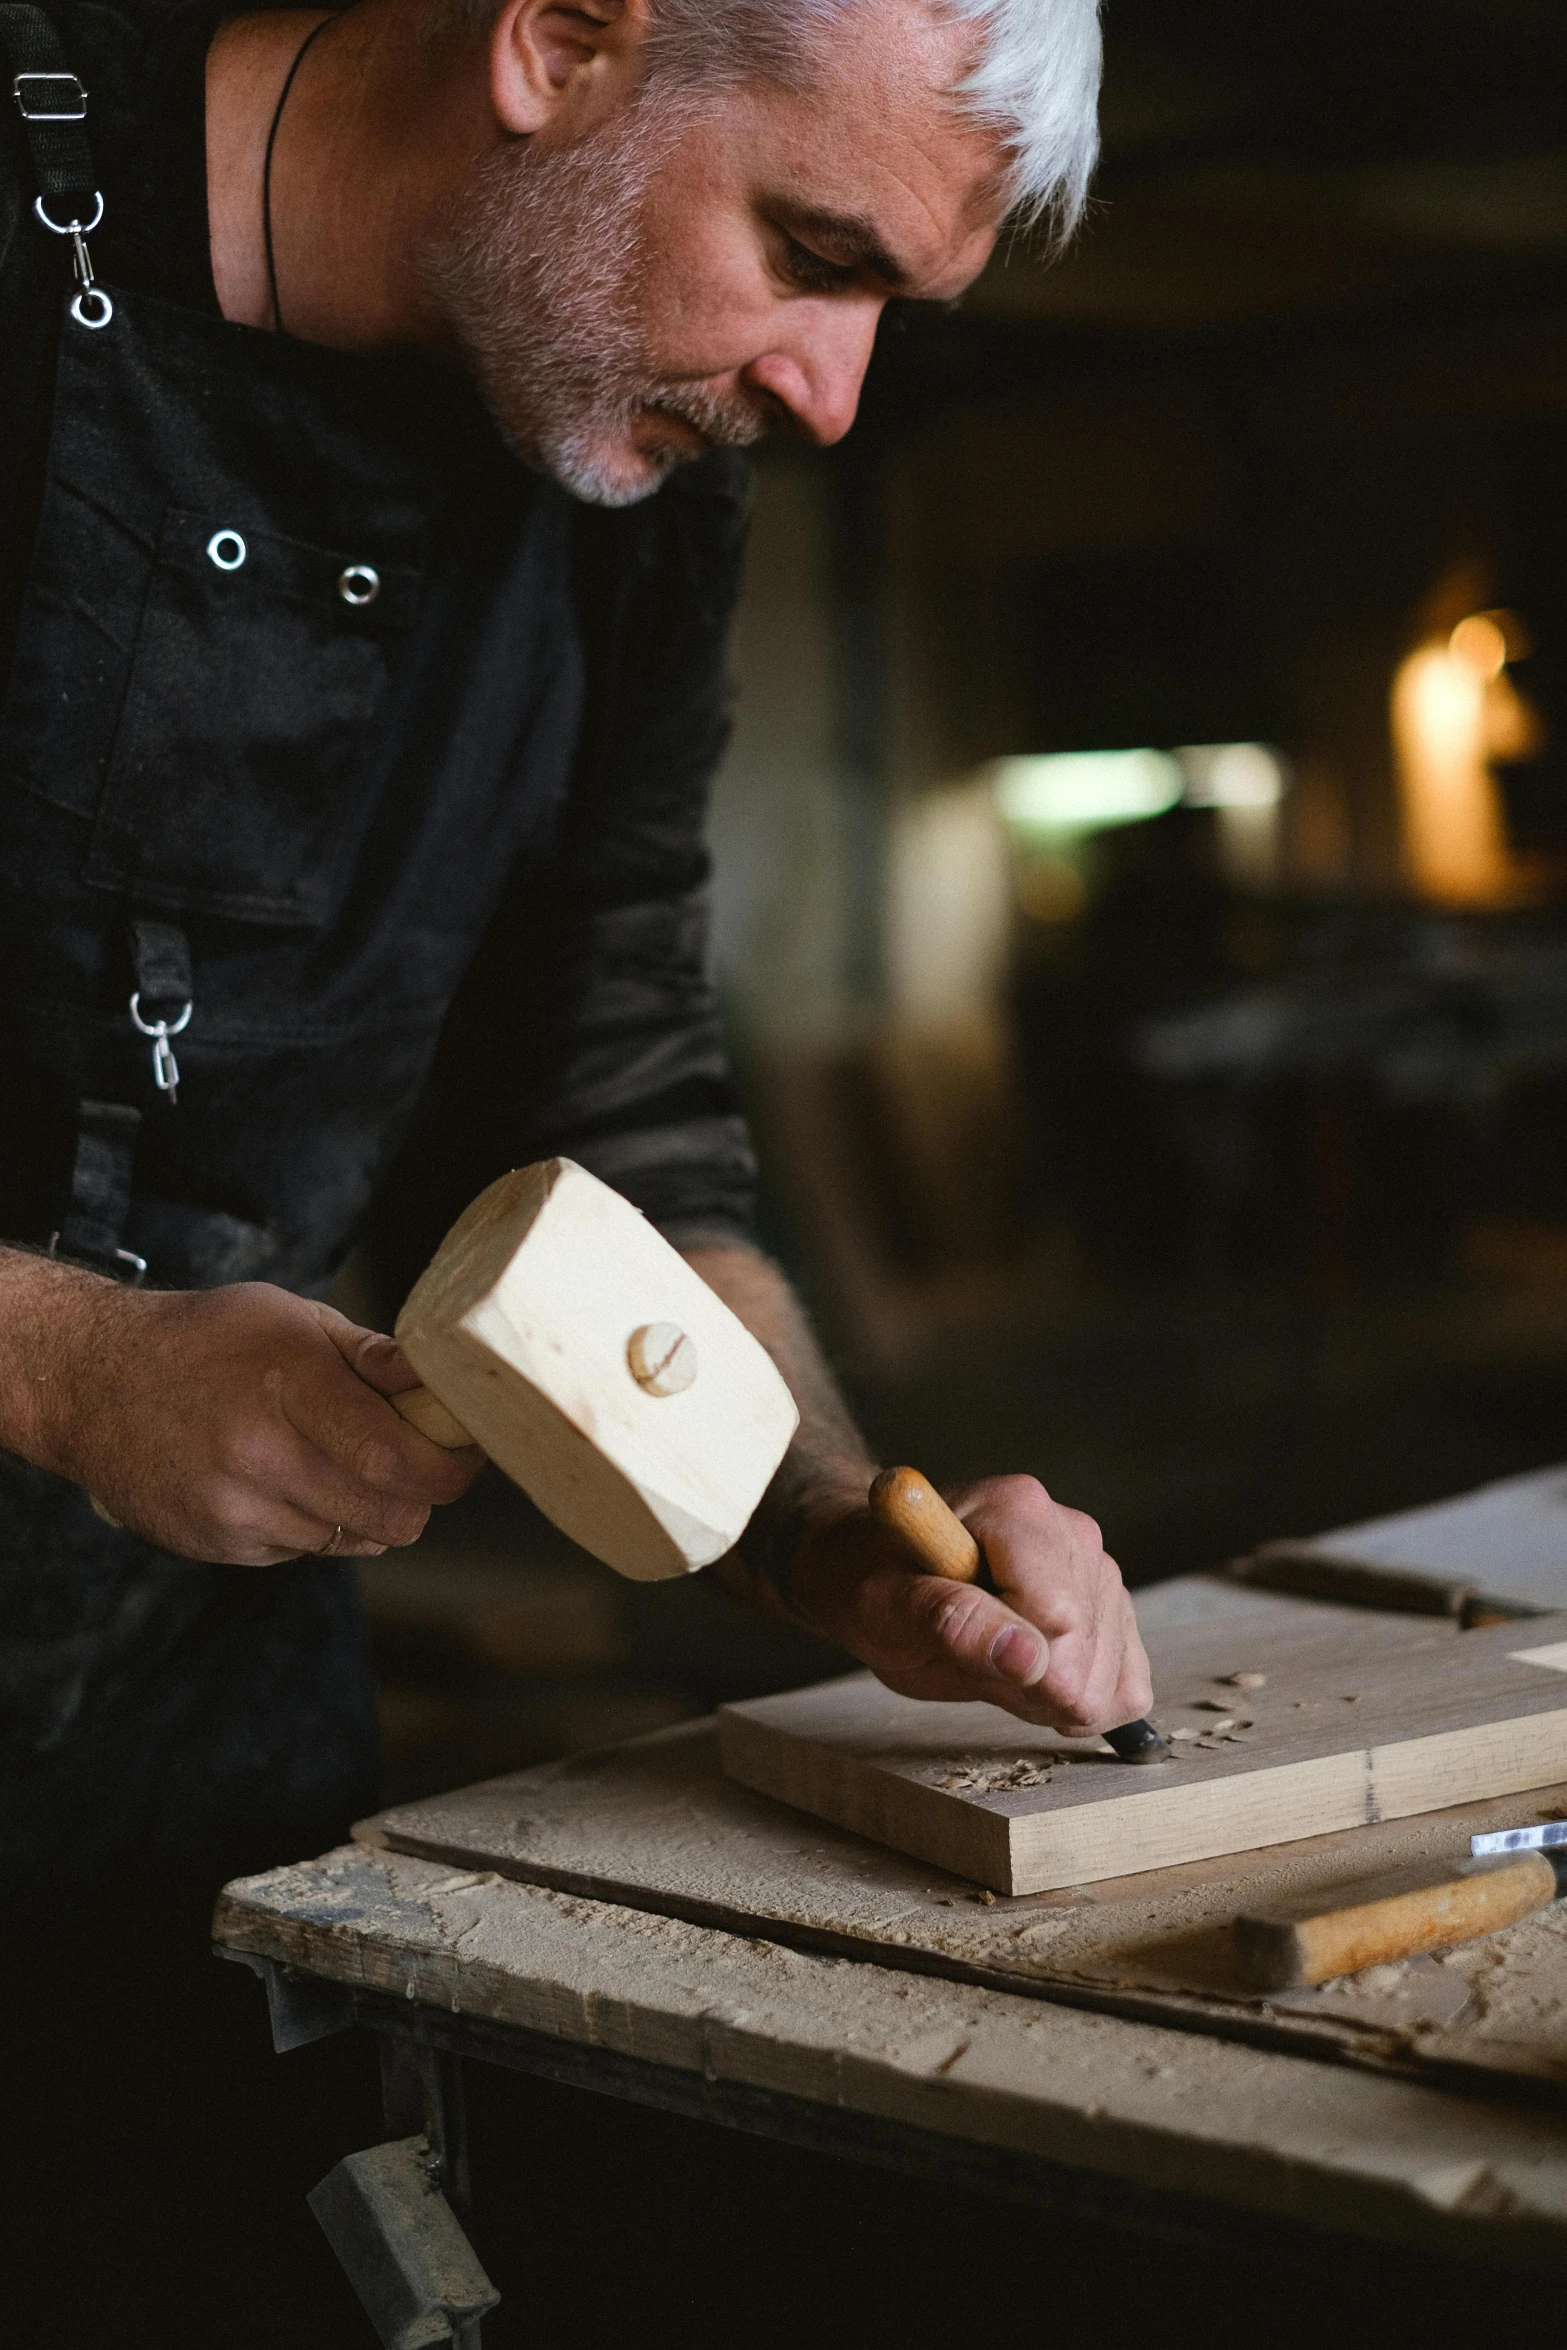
[{"left": 718, "top": 1612, "right": 1567, "bottom": 1894}]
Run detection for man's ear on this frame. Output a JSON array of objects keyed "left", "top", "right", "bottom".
[{"left": 489, "top": 0, "right": 652, "bottom": 136}]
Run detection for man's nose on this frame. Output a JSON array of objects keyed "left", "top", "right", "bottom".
[{"left": 743, "top": 298, "right": 883, "bottom": 447}]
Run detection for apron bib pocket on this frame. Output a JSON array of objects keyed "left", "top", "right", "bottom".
[{"left": 82, "top": 505, "right": 422, "bottom": 926}]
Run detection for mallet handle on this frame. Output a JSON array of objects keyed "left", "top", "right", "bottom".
[
  {"left": 392, "top": 1385, "right": 474, "bottom": 1449},
  {"left": 91, "top": 1383, "right": 473, "bottom": 1533},
  {"left": 867, "top": 1466, "right": 1169, "bottom": 1764}
]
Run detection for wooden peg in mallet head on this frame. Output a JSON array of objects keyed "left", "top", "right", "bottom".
[{"left": 389, "top": 1159, "right": 799, "bottom": 1581}]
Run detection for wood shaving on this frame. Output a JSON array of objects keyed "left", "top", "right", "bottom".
[{"left": 936, "top": 1756, "right": 1058, "bottom": 1793}]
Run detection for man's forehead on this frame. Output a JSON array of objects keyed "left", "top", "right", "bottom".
[{"left": 743, "top": 11, "right": 1008, "bottom": 291}]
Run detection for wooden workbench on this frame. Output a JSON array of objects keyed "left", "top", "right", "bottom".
[
  {"left": 215, "top": 1512, "right": 1567, "bottom": 2340},
  {"left": 218, "top": 1830, "right": 1567, "bottom": 2276}
]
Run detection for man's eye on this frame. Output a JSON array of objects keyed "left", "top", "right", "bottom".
[{"left": 781, "top": 234, "right": 855, "bottom": 295}]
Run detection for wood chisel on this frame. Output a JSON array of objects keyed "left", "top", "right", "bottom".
[
  {"left": 1230, "top": 1541, "right": 1553, "bottom": 1629},
  {"left": 1234, "top": 1820, "right": 1567, "bottom": 1989},
  {"left": 868, "top": 1465, "right": 1170, "bottom": 1763}
]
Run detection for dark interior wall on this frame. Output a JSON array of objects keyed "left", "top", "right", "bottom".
[
  {"left": 881, "top": 381, "right": 1241, "bottom": 787},
  {"left": 705, "top": 0, "right": 1567, "bottom": 1349},
  {"left": 867, "top": 308, "right": 1567, "bottom": 894},
  {"left": 840, "top": 0, "right": 1567, "bottom": 893}
]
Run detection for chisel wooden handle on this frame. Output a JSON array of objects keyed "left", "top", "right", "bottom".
[
  {"left": 391, "top": 1386, "right": 475, "bottom": 1449},
  {"left": 869, "top": 1464, "right": 984, "bottom": 1581},
  {"left": 868, "top": 1467, "right": 1169, "bottom": 1762},
  {"left": 1235, "top": 1850, "right": 1567, "bottom": 1989}
]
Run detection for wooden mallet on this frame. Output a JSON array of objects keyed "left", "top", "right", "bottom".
[
  {"left": 869, "top": 1466, "right": 1170, "bottom": 1762},
  {"left": 389, "top": 1159, "right": 798, "bottom": 1581},
  {"left": 389, "top": 1164, "right": 1169, "bottom": 1764}
]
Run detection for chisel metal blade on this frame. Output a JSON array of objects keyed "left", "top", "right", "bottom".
[{"left": 1470, "top": 1820, "right": 1567, "bottom": 1857}]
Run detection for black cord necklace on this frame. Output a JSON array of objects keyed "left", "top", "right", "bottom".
[{"left": 261, "top": 11, "right": 339, "bottom": 336}]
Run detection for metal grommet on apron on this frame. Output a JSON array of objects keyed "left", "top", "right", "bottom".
[{"left": 0, "top": 1, "right": 430, "bottom": 1886}]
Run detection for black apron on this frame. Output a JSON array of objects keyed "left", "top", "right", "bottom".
[{"left": 0, "top": 5, "right": 587, "bottom": 1902}]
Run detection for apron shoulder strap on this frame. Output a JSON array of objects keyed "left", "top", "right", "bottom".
[
  {"left": 0, "top": 4, "right": 99, "bottom": 221},
  {"left": 0, "top": 4, "right": 111, "bottom": 321}
]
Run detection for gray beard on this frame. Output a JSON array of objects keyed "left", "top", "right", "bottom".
[{"left": 425, "top": 100, "right": 766, "bottom": 507}]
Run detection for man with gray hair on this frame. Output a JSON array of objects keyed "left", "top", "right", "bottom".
[
  {"left": 0, "top": 0, "right": 1152, "bottom": 2313},
  {"left": 0, "top": 0, "right": 1143, "bottom": 1924}
]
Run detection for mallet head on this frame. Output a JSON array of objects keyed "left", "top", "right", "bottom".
[{"left": 394, "top": 1160, "right": 798, "bottom": 1581}]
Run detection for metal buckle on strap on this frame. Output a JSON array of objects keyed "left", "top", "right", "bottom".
[
  {"left": 13, "top": 69, "right": 87, "bottom": 121},
  {"left": 46, "top": 1231, "right": 148, "bottom": 1283}
]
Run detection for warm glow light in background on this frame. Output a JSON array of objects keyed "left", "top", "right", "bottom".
[{"left": 1391, "top": 609, "right": 1539, "bottom": 907}]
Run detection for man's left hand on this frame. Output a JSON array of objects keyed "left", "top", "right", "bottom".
[{"left": 788, "top": 1474, "right": 1153, "bottom": 1734}]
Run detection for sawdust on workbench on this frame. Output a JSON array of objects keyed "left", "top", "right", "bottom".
[{"left": 362, "top": 1722, "right": 1567, "bottom": 2098}]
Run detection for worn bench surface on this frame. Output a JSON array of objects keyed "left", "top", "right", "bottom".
[
  {"left": 357, "top": 1583, "right": 1567, "bottom": 2104},
  {"left": 216, "top": 1840, "right": 1567, "bottom": 2274},
  {"left": 215, "top": 1538, "right": 1567, "bottom": 2275}
]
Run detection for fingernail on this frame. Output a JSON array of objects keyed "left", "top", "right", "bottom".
[{"left": 990, "top": 1625, "right": 1044, "bottom": 1684}]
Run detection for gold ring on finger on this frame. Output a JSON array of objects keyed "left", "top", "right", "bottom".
[{"left": 317, "top": 1523, "right": 346, "bottom": 1558}]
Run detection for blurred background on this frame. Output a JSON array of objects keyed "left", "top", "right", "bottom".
[{"left": 365, "top": 0, "right": 1567, "bottom": 1804}]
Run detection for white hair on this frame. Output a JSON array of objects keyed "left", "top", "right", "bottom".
[
  {"left": 640, "top": 0, "right": 1101, "bottom": 237},
  {"left": 435, "top": 0, "right": 1101, "bottom": 244},
  {"left": 953, "top": 0, "right": 1101, "bottom": 233}
]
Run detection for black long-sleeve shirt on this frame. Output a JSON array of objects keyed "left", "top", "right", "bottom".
[
  {"left": 0, "top": 0, "right": 762, "bottom": 1901},
  {"left": 0, "top": 0, "right": 760, "bottom": 1299}
]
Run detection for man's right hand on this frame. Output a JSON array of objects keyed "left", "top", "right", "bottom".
[{"left": 18, "top": 1271, "right": 481, "bottom": 1564}]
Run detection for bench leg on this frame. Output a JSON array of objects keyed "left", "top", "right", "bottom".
[{"left": 306, "top": 2034, "right": 497, "bottom": 2349}]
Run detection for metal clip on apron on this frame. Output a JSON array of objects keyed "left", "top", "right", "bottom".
[
  {"left": 127, "top": 916, "right": 194, "bottom": 1107},
  {"left": 44, "top": 920, "right": 195, "bottom": 1284},
  {"left": 0, "top": 8, "right": 387, "bottom": 1890},
  {"left": 1, "top": 3, "right": 111, "bottom": 327}
]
